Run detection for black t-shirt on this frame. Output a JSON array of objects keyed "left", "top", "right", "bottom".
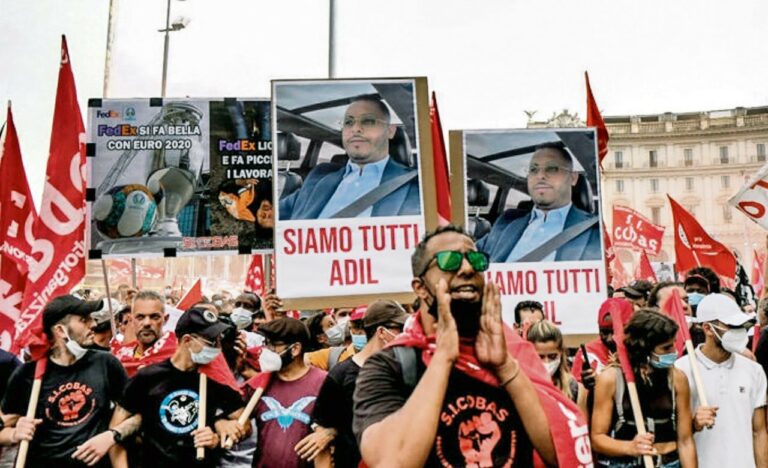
[
  {"left": 121, "top": 358, "right": 244, "bottom": 468},
  {"left": 1, "top": 350, "right": 128, "bottom": 466},
  {"left": 353, "top": 347, "right": 533, "bottom": 467},
  {"left": 0, "top": 349, "right": 21, "bottom": 403},
  {"left": 313, "top": 357, "right": 362, "bottom": 468}
]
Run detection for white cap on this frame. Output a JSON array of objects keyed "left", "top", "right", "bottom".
[
  {"left": 694, "top": 293, "right": 755, "bottom": 327},
  {"left": 90, "top": 298, "right": 123, "bottom": 325}
]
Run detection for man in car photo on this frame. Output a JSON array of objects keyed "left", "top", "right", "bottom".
[
  {"left": 279, "top": 95, "right": 420, "bottom": 220},
  {"left": 477, "top": 142, "right": 601, "bottom": 262}
]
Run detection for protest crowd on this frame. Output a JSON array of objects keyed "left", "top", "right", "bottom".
[{"left": 0, "top": 224, "right": 766, "bottom": 468}]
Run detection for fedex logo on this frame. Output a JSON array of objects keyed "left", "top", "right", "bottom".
[{"left": 96, "top": 110, "right": 120, "bottom": 118}]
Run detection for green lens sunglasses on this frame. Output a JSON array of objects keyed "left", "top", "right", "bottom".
[{"left": 420, "top": 250, "right": 490, "bottom": 276}]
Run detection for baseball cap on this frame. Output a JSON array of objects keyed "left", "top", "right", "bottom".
[
  {"left": 175, "top": 307, "right": 230, "bottom": 341},
  {"left": 90, "top": 298, "right": 122, "bottom": 332},
  {"left": 618, "top": 280, "right": 653, "bottom": 299},
  {"left": 684, "top": 274, "right": 710, "bottom": 293},
  {"left": 43, "top": 295, "right": 104, "bottom": 333},
  {"left": 693, "top": 293, "right": 755, "bottom": 326},
  {"left": 363, "top": 300, "right": 409, "bottom": 329},
  {"left": 350, "top": 305, "right": 367, "bottom": 322},
  {"left": 258, "top": 317, "right": 310, "bottom": 347}
]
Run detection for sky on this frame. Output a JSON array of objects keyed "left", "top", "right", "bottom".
[{"left": 2, "top": 0, "right": 767, "bottom": 207}]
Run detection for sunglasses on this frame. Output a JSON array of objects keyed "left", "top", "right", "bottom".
[{"left": 420, "top": 250, "right": 490, "bottom": 276}]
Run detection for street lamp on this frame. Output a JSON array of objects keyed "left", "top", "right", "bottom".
[{"left": 159, "top": 0, "right": 190, "bottom": 97}]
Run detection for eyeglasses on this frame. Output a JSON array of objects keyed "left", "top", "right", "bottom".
[
  {"left": 420, "top": 250, "right": 490, "bottom": 276},
  {"left": 192, "top": 335, "right": 218, "bottom": 348},
  {"left": 341, "top": 115, "right": 388, "bottom": 130},
  {"left": 527, "top": 164, "right": 571, "bottom": 177}
]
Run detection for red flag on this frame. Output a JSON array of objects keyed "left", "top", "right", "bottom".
[
  {"left": 14, "top": 36, "right": 87, "bottom": 359},
  {"left": 661, "top": 288, "right": 690, "bottom": 355},
  {"left": 585, "top": 72, "right": 609, "bottom": 168},
  {"left": 753, "top": 323, "right": 761, "bottom": 354},
  {"left": 388, "top": 312, "right": 593, "bottom": 467},
  {"left": 245, "top": 254, "right": 265, "bottom": 296},
  {"left": 430, "top": 92, "right": 451, "bottom": 226},
  {"left": 244, "top": 371, "right": 272, "bottom": 391},
  {"left": 606, "top": 298, "right": 636, "bottom": 383},
  {"left": 635, "top": 250, "right": 658, "bottom": 283},
  {"left": 612, "top": 205, "right": 665, "bottom": 255},
  {"left": 668, "top": 195, "right": 736, "bottom": 279},
  {"left": 176, "top": 278, "right": 203, "bottom": 311},
  {"left": 0, "top": 104, "right": 38, "bottom": 351},
  {"left": 602, "top": 220, "right": 615, "bottom": 286},
  {"left": 200, "top": 353, "right": 242, "bottom": 395},
  {"left": 111, "top": 330, "right": 178, "bottom": 377},
  {"left": 752, "top": 250, "right": 765, "bottom": 298}
]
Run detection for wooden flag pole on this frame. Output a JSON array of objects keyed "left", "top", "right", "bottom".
[
  {"left": 196, "top": 374, "right": 207, "bottom": 461},
  {"left": 625, "top": 381, "right": 655, "bottom": 468},
  {"left": 684, "top": 340, "right": 709, "bottom": 407},
  {"left": 100, "top": 259, "right": 117, "bottom": 337},
  {"left": 222, "top": 386, "right": 265, "bottom": 449},
  {"left": 15, "top": 361, "right": 44, "bottom": 468}
]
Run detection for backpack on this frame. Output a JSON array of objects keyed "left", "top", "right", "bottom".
[
  {"left": 393, "top": 346, "right": 420, "bottom": 389},
  {"left": 328, "top": 345, "right": 346, "bottom": 371}
]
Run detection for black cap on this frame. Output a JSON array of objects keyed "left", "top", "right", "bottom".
[
  {"left": 175, "top": 307, "right": 230, "bottom": 341},
  {"left": 258, "top": 317, "right": 310, "bottom": 347},
  {"left": 43, "top": 295, "right": 104, "bottom": 333},
  {"left": 619, "top": 280, "right": 653, "bottom": 299},
  {"left": 684, "top": 274, "right": 710, "bottom": 293},
  {"left": 363, "top": 300, "right": 409, "bottom": 329}
]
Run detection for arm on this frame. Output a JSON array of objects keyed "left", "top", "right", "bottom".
[
  {"left": 576, "top": 381, "right": 589, "bottom": 418},
  {"left": 590, "top": 368, "right": 654, "bottom": 458},
  {"left": 108, "top": 405, "right": 142, "bottom": 468},
  {"left": 673, "top": 369, "right": 697, "bottom": 468},
  {"left": 753, "top": 406, "right": 767, "bottom": 468},
  {"left": 358, "top": 279, "right": 458, "bottom": 468}
]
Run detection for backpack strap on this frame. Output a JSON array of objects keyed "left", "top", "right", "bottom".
[
  {"left": 669, "top": 370, "right": 677, "bottom": 431},
  {"left": 612, "top": 368, "right": 627, "bottom": 436},
  {"left": 393, "top": 346, "right": 419, "bottom": 390},
  {"left": 328, "top": 345, "right": 345, "bottom": 370}
]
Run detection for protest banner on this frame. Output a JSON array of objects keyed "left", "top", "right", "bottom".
[
  {"left": 453, "top": 128, "right": 607, "bottom": 335},
  {"left": 86, "top": 98, "right": 272, "bottom": 258},
  {"left": 272, "top": 78, "right": 432, "bottom": 308},
  {"left": 611, "top": 205, "right": 664, "bottom": 255},
  {"left": 729, "top": 160, "right": 768, "bottom": 229}
]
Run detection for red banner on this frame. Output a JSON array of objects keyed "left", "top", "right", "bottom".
[
  {"left": 612, "top": 205, "right": 664, "bottom": 255},
  {"left": 245, "top": 254, "right": 265, "bottom": 296},
  {"left": 14, "top": 36, "right": 87, "bottom": 357},
  {"left": 430, "top": 92, "right": 451, "bottom": 226},
  {"left": 635, "top": 250, "right": 658, "bottom": 283},
  {"left": 668, "top": 195, "right": 736, "bottom": 279},
  {"left": 752, "top": 250, "right": 765, "bottom": 299}
]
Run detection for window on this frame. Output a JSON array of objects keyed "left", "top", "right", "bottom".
[
  {"left": 684, "top": 149, "right": 693, "bottom": 167},
  {"left": 614, "top": 151, "right": 624, "bottom": 169},
  {"left": 721, "top": 175, "right": 730, "bottom": 189},
  {"left": 650, "top": 178, "right": 659, "bottom": 192},
  {"left": 651, "top": 207, "right": 661, "bottom": 225},
  {"left": 685, "top": 177, "right": 694, "bottom": 191},
  {"left": 719, "top": 146, "right": 729, "bottom": 164},
  {"left": 616, "top": 180, "right": 624, "bottom": 193},
  {"left": 649, "top": 150, "right": 658, "bottom": 168},
  {"left": 723, "top": 205, "right": 732, "bottom": 223},
  {"left": 758, "top": 144, "right": 766, "bottom": 162}
]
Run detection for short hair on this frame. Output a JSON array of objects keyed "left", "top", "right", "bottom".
[
  {"left": 348, "top": 95, "right": 391, "bottom": 122},
  {"left": 648, "top": 281, "right": 683, "bottom": 308},
  {"left": 623, "top": 308, "right": 679, "bottom": 369},
  {"left": 132, "top": 290, "right": 165, "bottom": 308},
  {"left": 410, "top": 225, "right": 473, "bottom": 277},
  {"left": 514, "top": 300, "right": 544, "bottom": 325},
  {"left": 532, "top": 142, "right": 573, "bottom": 169},
  {"left": 236, "top": 292, "right": 262, "bottom": 310},
  {"left": 686, "top": 267, "right": 721, "bottom": 293},
  {"left": 305, "top": 312, "right": 331, "bottom": 352}
]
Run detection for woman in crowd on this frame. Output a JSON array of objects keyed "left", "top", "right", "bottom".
[
  {"left": 591, "top": 308, "right": 697, "bottom": 468},
  {"left": 527, "top": 320, "right": 588, "bottom": 415}
]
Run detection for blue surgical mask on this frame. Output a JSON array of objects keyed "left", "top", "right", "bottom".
[
  {"left": 687, "top": 292, "right": 705, "bottom": 307},
  {"left": 650, "top": 351, "right": 677, "bottom": 369},
  {"left": 351, "top": 334, "right": 368, "bottom": 351},
  {"left": 190, "top": 338, "right": 221, "bottom": 365}
]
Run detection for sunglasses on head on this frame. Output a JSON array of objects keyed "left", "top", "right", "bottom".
[{"left": 420, "top": 250, "right": 490, "bottom": 276}]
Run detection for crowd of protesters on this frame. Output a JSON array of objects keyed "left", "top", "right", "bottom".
[{"left": 0, "top": 226, "right": 766, "bottom": 467}]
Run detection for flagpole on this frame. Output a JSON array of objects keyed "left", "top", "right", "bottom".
[
  {"left": 102, "top": 0, "right": 118, "bottom": 98},
  {"left": 328, "top": 0, "right": 337, "bottom": 78},
  {"left": 196, "top": 374, "right": 207, "bottom": 460},
  {"left": 101, "top": 260, "right": 118, "bottom": 337}
]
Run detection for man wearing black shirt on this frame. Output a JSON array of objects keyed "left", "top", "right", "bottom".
[
  {"left": 0, "top": 295, "right": 128, "bottom": 467},
  {"left": 310, "top": 300, "right": 408, "bottom": 467},
  {"left": 109, "top": 307, "right": 247, "bottom": 468},
  {"left": 353, "top": 226, "right": 556, "bottom": 467}
]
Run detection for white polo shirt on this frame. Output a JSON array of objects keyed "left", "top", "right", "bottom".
[{"left": 675, "top": 345, "right": 767, "bottom": 468}]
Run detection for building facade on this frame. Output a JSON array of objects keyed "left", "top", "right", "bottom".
[{"left": 529, "top": 106, "right": 768, "bottom": 274}]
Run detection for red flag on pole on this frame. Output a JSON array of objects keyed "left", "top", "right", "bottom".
[
  {"left": 635, "top": 251, "right": 658, "bottom": 283},
  {"left": 585, "top": 72, "right": 609, "bottom": 169},
  {"left": 245, "top": 254, "right": 265, "bottom": 296},
  {"left": 177, "top": 278, "right": 203, "bottom": 311},
  {"left": 751, "top": 249, "right": 765, "bottom": 299},
  {"left": 0, "top": 104, "right": 38, "bottom": 351},
  {"left": 430, "top": 92, "right": 451, "bottom": 226},
  {"left": 14, "top": 36, "right": 87, "bottom": 364},
  {"left": 612, "top": 205, "right": 665, "bottom": 256},
  {"left": 606, "top": 298, "right": 636, "bottom": 383},
  {"left": 602, "top": 220, "right": 615, "bottom": 286},
  {"left": 668, "top": 195, "right": 736, "bottom": 279},
  {"left": 661, "top": 288, "right": 690, "bottom": 355}
]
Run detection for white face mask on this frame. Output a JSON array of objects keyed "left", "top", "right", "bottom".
[
  {"left": 325, "top": 322, "right": 345, "bottom": 346},
  {"left": 544, "top": 358, "right": 561, "bottom": 377},
  {"left": 230, "top": 307, "right": 254, "bottom": 330},
  {"left": 258, "top": 348, "right": 283, "bottom": 372},
  {"left": 189, "top": 337, "right": 221, "bottom": 365},
  {"left": 61, "top": 327, "right": 88, "bottom": 361},
  {"left": 713, "top": 325, "right": 748, "bottom": 354}
]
